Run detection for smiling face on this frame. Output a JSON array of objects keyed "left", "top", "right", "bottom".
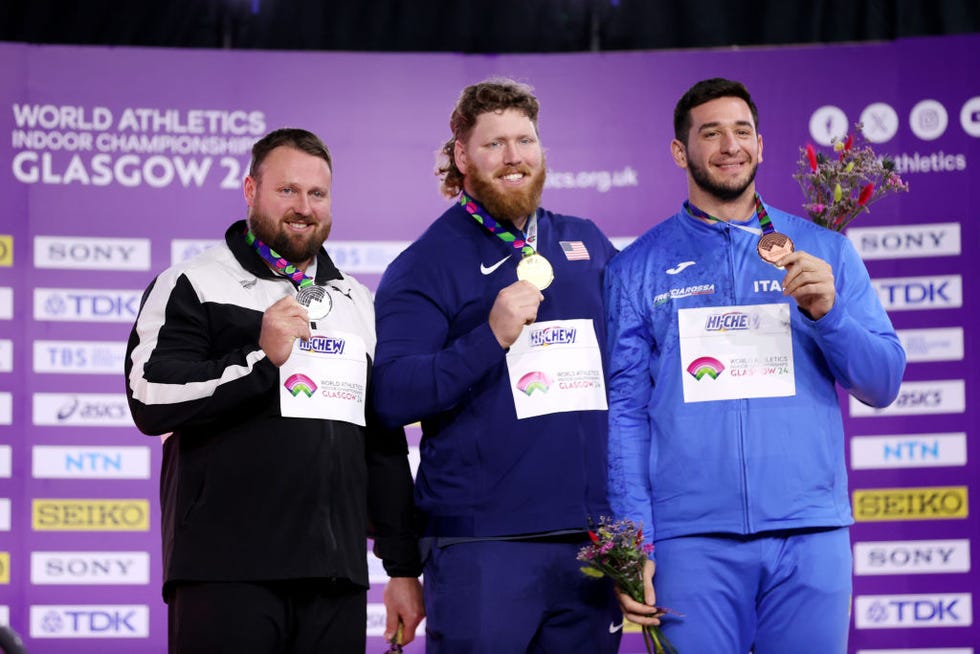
[
  {"left": 455, "top": 108, "right": 546, "bottom": 228},
  {"left": 672, "top": 96, "right": 763, "bottom": 207},
  {"left": 244, "top": 145, "right": 332, "bottom": 270}
]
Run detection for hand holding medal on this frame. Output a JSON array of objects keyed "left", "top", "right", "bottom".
[{"left": 515, "top": 252, "right": 554, "bottom": 290}]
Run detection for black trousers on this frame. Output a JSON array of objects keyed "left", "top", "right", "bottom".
[{"left": 168, "top": 579, "right": 367, "bottom": 654}]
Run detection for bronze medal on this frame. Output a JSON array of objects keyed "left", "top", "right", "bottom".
[
  {"left": 757, "top": 232, "right": 795, "bottom": 265},
  {"left": 516, "top": 253, "right": 554, "bottom": 291},
  {"left": 296, "top": 285, "right": 333, "bottom": 320}
]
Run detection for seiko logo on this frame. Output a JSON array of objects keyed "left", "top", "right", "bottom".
[
  {"left": 34, "top": 236, "right": 151, "bottom": 270},
  {"left": 847, "top": 222, "right": 961, "bottom": 260},
  {"left": 30, "top": 605, "right": 150, "bottom": 638},
  {"left": 33, "top": 340, "right": 126, "bottom": 374},
  {"left": 872, "top": 275, "right": 962, "bottom": 311},
  {"left": 850, "top": 380, "right": 965, "bottom": 417},
  {"left": 850, "top": 433, "right": 966, "bottom": 469},
  {"left": 33, "top": 393, "right": 133, "bottom": 427},
  {"left": 852, "top": 486, "right": 968, "bottom": 521},
  {"left": 31, "top": 551, "right": 151, "bottom": 585},
  {"left": 853, "top": 539, "right": 970, "bottom": 575},
  {"left": 854, "top": 594, "right": 972, "bottom": 629},
  {"left": 32, "top": 499, "right": 150, "bottom": 531},
  {"left": 34, "top": 288, "right": 142, "bottom": 322},
  {"left": 32, "top": 445, "right": 151, "bottom": 479}
]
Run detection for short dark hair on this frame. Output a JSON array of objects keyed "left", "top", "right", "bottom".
[
  {"left": 249, "top": 128, "right": 332, "bottom": 178},
  {"left": 673, "top": 78, "right": 759, "bottom": 145},
  {"left": 436, "top": 77, "right": 540, "bottom": 198}
]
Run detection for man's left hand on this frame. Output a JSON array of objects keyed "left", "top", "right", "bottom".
[
  {"left": 383, "top": 576, "right": 425, "bottom": 646},
  {"left": 778, "top": 250, "right": 835, "bottom": 320}
]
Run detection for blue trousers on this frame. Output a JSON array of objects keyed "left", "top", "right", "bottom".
[
  {"left": 654, "top": 527, "right": 852, "bottom": 654},
  {"left": 423, "top": 538, "right": 622, "bottom": 654}
]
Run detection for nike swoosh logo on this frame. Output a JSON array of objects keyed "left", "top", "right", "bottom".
[
  {"left": 480, "top": 255, "right": 511, "bottom": 275},
  {"left": 609, "top": 621, "right": 625, "bottom": 633},
  {"left": 666, "top": 261, "right": 696, "bottom": 275}
]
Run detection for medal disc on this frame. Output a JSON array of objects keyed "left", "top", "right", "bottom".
[
  {"left": 757, "top": 232, "right": 795, "bottom": 265},
  {"left": 296, "top": 285, "right": 333, "bottom": 320},
  {"left": 516, "top": 253, "right": 554, "bottom": 291}
]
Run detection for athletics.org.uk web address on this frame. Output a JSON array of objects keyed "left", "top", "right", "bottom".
[{"left": 545, "top": 165, "right": 639, "bottom": 192}]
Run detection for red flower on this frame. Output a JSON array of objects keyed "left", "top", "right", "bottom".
[
  {"left": 805, "top": 143, "right": 818, "bottom": 172},
  {"left": 588, "top": 530, "right": 599, "bottom": 543},
  {"left": 844, "top": 134, "right": 854, "bottom": 151},
  {"left": 858, "top": 183, "right": 874, "bottom": 206}
]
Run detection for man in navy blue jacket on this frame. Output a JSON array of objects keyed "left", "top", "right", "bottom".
[{"left": 373, "top": 78, "right": 621, "bottom": 653}]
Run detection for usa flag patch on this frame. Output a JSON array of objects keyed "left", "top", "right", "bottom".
[{"left": 560, "top": 240, "right": 590, "bottom": 261}]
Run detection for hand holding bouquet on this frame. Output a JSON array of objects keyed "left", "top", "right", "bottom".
[{"left": 577, "top": 517, "right": 679, "bottom": 654}]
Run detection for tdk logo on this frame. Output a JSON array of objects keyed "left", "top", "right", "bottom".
[
  {"left": 34, "top": 236, "right": 151, "bottom": 271},
  {"left": 872, "top": 275, "right": 962, "bottom": 311},
  {"left": 854, "top": 593, "right": 972, "bottom": 628},
  {"left": 298, "top": 336, "right": 346, "bottom": 355},
  {"left": 530, "top": 326, "right": 577, "bottom": 346},
  {"left": 705, "top": 311, "right": 755, "bottom": 331},
  {"left": 30, "top": 605, "right": 150, "bottom": 638},
  {"left": 34, "top": 288, "right": 142, "bottom": 322}
]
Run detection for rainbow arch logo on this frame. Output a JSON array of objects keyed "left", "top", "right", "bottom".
[
  {"left": 686, "top": 357, "right": 725, "bottom": 381},
  {"left": 516, "top": 371, "right": 551, "bottom": 396},
  {"left": 284, "top": 373, "right": 317, "bottom": 398}
]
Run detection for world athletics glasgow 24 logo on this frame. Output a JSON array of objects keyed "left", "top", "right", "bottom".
[
  {"left": 284, "top": 374, "right": 317, "bottom": 398},
  {"left": 687, "top": 357, "right": 725, "bottom": 381},
  {"left": 516, "top": 371, "right": 551, "bottom": 396}
]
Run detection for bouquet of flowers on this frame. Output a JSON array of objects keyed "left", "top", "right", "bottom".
[
  {"left": 793, "top": 125, "right": 908, "bottom": 232},
  {"left": 578, "top": 517, "right": 678, "bottom": 654}
]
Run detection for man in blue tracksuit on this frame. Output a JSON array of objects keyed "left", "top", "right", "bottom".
[
  {"left": 604, "top": 78, "right": 905, "bottom": 652},
  {"left": 373, "top": 78, "right": 621, "bottom": 653}
]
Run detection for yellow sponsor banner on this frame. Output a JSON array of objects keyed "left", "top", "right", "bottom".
[
  {"left": 0, "top": 235, "right": 11, "bottom": 266},
  {"left": 853, "top": 486, "right": 968, "bottom": 521},
  {"left": 0, "top": 552, "right": 8, "bottom": 583},
  {"left": 32, "top": 499, "right": 150, "bottom": 531}
]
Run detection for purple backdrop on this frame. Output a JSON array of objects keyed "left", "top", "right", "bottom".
[{"left": 0, "top": 34, "right": 976, "bottom": 653}]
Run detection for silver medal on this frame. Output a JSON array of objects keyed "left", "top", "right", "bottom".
[{"left": 296, "top": 285, "right": 333, "bottom": 320}]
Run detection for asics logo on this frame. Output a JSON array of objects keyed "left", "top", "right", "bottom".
[
  {"left": 480, "top": 255, "right": 511, "bottom": 275},
  {"left": 666, "top": 261, "right": 696, "bottom": 275}
]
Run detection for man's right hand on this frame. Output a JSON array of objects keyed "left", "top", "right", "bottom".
[
  {"left": 259, "top": 295, "right": 311, "bottom": 367},
  {"left": 488, "top": 280, "right": 544, "bottom": 349},
  {"left": 616, "top": 558, "right": 663, "bottom": 626}
]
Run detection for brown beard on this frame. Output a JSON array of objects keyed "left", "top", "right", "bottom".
[
  {"left": 466, "top": 164, "right": 547, "bottom": 223},
  {"left": 688, "top": 157, "right": 758, "bottom": 202},
  {"left": 249, "top": 210, "right": 329, "bottom": 264}
]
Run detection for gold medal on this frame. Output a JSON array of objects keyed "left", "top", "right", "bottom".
[{"left": 516, "top": 253, "right": 554, "bottom": 291}]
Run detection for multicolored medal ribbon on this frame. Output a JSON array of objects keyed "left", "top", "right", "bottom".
[
  {"left": 244, "top": 227, "right": 332, "bottom": 319},
  {"left": 684, "top": 193, "right": 794, "bottom": 266},
  {"left": 460, "top": 193, "right": 553, "bottom": 290}
]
